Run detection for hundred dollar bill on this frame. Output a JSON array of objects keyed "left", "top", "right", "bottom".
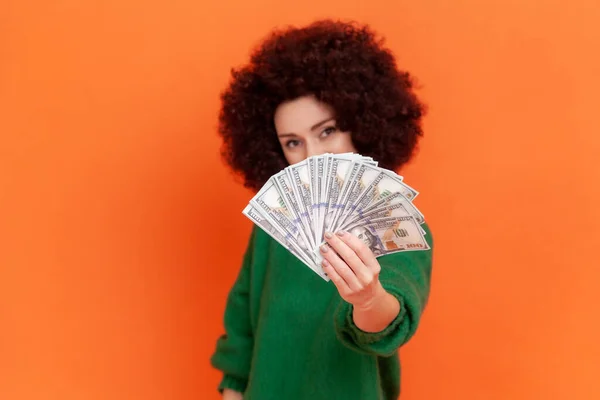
[
  {"left": 340, "top": 190, "right": 425, "bottom": 231},
  {"left": 242, "top": 204, "right": 315, "bottom": 269},
  {"left": 307, "top": 156, "right": 318, "bottom": 243},
  {"left": 334, "top": 152, "right": 377, "bottom": 166},
  {"left": 272, "top": 171, "right": 301, "bottom": 219},
  {"left": 347, "top": 215, "right": 429, "bottom": 254},
  {"left": 322, "top": 155, "right": 379, "bottom": 236},
  {"left": 311, "top": 155, "right": 327, "bottom": 243},
  {"left": 249, "top": 178, "right": 316, "bottom": 263},
  {"left": 314, "top": 215, "right": 430, "bottom": 264},
  {"left": 317, "top": 154, "right": 335, "bottom": 243},
  {"left": 286, "top": 161, "right": 316, "bottom": 248},
  {"left": 308, "top": 155, "right": 328, "bottom": 245},
  {"left": 339, "top": 201, "right": 412, "bottom": 231},
  {"left": 272, "top": 170, "right": 315, "bottom": 251},
  {"left": 329, "top": 160, "right": 360, "bottom": 229},
  {"left": 335, "top": 168, "right": 419, "bottom": 230},
  {"left": 330, "top": 162, "right": 381, "bottom": 231},
  {"left": 322, "top": 156, "right": 353, "bottom": 235}
]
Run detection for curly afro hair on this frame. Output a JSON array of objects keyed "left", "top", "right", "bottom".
[{"left": 217, "top": 19, "right": 426, "bottom": 192}]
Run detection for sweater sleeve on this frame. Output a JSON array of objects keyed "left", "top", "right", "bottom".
[
  {"left": 210, "top": 228, "right": 257, "bottom": 394},
  {"left": 334, "top": 223, "right": 434, "bottom": 357}
]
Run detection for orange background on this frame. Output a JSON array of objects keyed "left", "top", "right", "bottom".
[{"left": 1, "top": 1, "right": 599, "bottom": 399}]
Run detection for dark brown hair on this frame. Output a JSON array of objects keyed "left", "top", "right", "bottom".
[{"left": 217, "top": 19, "right": 426, "bottom": 191}]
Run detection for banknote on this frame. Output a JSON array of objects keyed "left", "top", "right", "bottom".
[
  {"left": 322, "top": 156, "right": 355, "bottom": 235},
  {"left": 329, "top": 161, "right": 361, "bottom": 229},
  {"left": 330, "top": 163, "right": 381, "bottom": 231},
  {"left": 321, "top": 154, "right": 377, "bottom": 233},
  {"left": 249, "top": 178, "right": 316, "bottom": 263},
  {"left": 314, "top": 215, "right": 429, "bottom": 265},
  {"left": 317, "top": 155, "right": 332, "bottom": 245},
  {"left": 345, "top": 215, "right": 430, "bottom": 254},
  {"left": 275, "top": 167, "right": 315, "bottom": 250},
  {"left": 338, "top": 201, "right": 412, "bottom": 231},
  {"left": 334, "top": 168, "right": 420, "bottom": 230},
  {"left": 272, "top": 170, "right": 303, "bottom": 229},
  {"left": 287, "top": 161, "right": 316, "bottom": 248},
  {"left": 307, "top": 157, "right": 318, "bottom": 244},
  {"left": 242, "top": 204, "right": 314, "bottom": 268},
  {"left": 314, "top": 156, "right": 326, "bottom": 244},
  {"left": 244, "top": 153, "right": 428, "bottom": 281}
]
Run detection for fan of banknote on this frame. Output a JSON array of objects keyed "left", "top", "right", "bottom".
[{"left": 242, "top": 153, "right": 430, "bottom": 281}]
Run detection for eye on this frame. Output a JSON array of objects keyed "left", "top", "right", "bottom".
[
  {"left": 320, "top": 126, "right": 337, "bottom": 138},
  {"left": 285, "top": 139, "right": 301, "bottom": 149}
]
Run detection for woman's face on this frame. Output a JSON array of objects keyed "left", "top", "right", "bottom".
[{"left": 274, "top": 95, "right": 357, "bottom": 165}]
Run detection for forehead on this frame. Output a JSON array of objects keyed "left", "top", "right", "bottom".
[{"left": 274, "top": 96, "right": 335, "bottom": 134}]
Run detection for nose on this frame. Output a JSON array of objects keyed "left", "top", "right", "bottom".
[{"left": 305, "top": 140, "right": 326, "bottom": 159}]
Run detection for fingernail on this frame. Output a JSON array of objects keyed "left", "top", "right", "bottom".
[
  {"left": 324, "top": 231, "right": 333, "bottom": 239},
  {"left": 336, "top": 231, "right": 346, "bottom": 237},
  {"left": 320, "top": 244, "right": 329, "bottom": 253},
  {"left": 322, "top": 259, "right": 329, "bottom": 267}
]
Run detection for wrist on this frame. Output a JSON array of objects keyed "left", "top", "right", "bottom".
[
  {"left": 223, "top": 388, "right": 243, "bottom": 400},
  {"left": 352, "top": 284, "right": 400, "bottom": 333},
  {"left": 353, "top": 282, "right": 389, "bottom": 312}
]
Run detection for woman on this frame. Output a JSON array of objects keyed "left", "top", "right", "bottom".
[{"left": 210, "top": 19, "right": 434, "bottom": 400}]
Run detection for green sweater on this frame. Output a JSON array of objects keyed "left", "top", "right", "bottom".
[{"left": 210, "top": 223, "right": 434, "bottom": 400}]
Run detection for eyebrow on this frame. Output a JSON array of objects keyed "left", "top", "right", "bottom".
[
  {"left": 277, "top": 118, "right": 335, "bottom": 138},
  {"left": 311, "top": 117, "right": 335, "bottom": 131}
]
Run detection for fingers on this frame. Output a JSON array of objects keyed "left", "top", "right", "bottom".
[
  {"left": 320, "top": 229, "right": 385, "bottom": 309},
  {"left": 320, "top": 243, "right": 362, "bottom": 291},
  {"left": 321, "top": 258, "right": 349, "bottom": 294},
  {"left": 329, "top": 231, "right": 365, "bottom": 270},
  {"left": 333, "top": 230, "right": 380, "bottom": 274},
  {"left": 321, "top": 231, "right": 376, "bottom": 284}
]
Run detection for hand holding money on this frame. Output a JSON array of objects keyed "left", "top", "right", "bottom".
[
  {"left": 243, "top": 153, "right": 430, "bottom": 281},
  {"left": 319, "top": 230, "right": 385, "bottom": 308},
  {"left": 319, "top": 229, "right": 404, "bottom": 333}
]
